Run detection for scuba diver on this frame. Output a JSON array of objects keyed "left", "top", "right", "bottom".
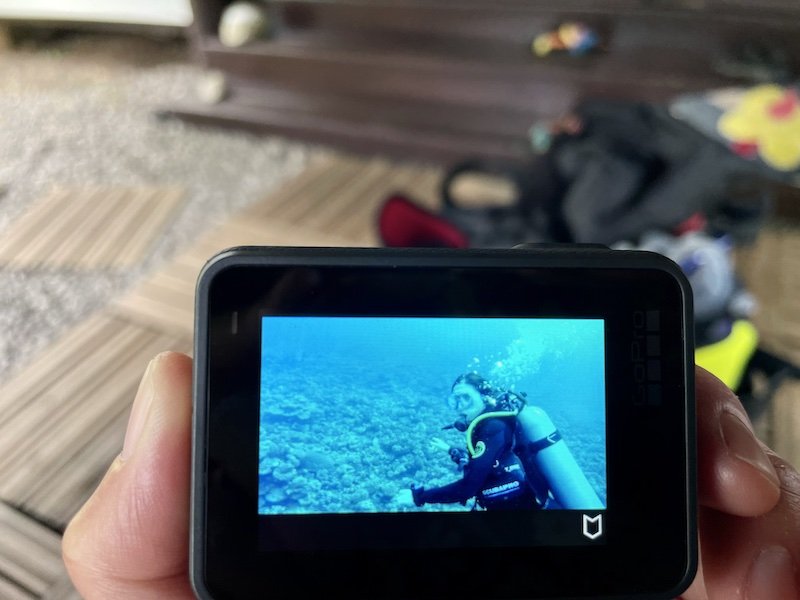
[{"left": 410, "top": 373, "right": 603, "bottom": 511}]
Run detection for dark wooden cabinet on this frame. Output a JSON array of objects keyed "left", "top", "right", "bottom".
[{"left": 172, "top": 0, "right": 800, "bottom": 162}]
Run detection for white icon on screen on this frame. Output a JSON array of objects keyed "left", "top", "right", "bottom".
[{"left": 582, "top": 514, "right": 603, "bottom": 540}]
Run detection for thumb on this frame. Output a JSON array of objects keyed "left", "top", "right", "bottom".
[
  {"left": 695, "top": 367, "right": 781, "bottom": 516},
  {"left": 62, "top": 352, "right": 194, "bottom": 599}
]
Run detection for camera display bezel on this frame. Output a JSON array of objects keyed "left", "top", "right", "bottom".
[{"left": 192, "top": 246, "right": 697, "bottom": 600}]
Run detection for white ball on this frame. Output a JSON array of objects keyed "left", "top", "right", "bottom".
[
  {"left": 196, "top": 70, "right": 228, "bottom": 105},
  {"left": 219, "top": 2, "right": 269, "bottom": 48}
]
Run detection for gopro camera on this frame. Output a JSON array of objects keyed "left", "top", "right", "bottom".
[{"left": 192, "top": 246, "right": 696, "bottom": 600}]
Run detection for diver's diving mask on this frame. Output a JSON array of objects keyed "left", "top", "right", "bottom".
[{"left": 447, "top": 383, "right": 484, "bottom": 413}]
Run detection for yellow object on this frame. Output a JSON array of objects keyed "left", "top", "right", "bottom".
[
  {"left": 532, "top": 34, "right": 552, "bottom": 57},
  {"left": 717, "top": 84, "right": 800, "bottom": 171},
  {"left": 695, "top": 320, "right": 759, "bottom": 390},
  {"left": 465, "top": 410, "right": 518, "bottom": 458},
  {"left": 558, "top": 23, "right": 581, "bottom": 47}
]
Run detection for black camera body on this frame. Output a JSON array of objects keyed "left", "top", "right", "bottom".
[{"left": 192, "top": 246, "right": 696, "bottom": 600}]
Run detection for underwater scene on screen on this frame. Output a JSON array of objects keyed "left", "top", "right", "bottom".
[{"left": 259, "top": 317, "right": 606, "bottom": 515}]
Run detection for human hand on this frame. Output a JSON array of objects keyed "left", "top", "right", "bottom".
[
  {"left": 63, "top": 358, "right": 799, "bottom": 598},
  {"left": 680, "top": 367, "right": 799, "bottom": 599},
  {"left": 63, "top": 352, "right": 195, "bottom": 599},
  {"left": 429, "top": 436, "right": 450, "bottom": 452}
]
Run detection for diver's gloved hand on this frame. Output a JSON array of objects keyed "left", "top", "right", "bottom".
[
  {"left": 410, "top": 484, "right": 426, "bottom": 507},
  {"left": 429, "top": 437, "right": 450, "bottom": 452},
  {"left": 449, "top": 447, "right": 468, "bottom": 465}
]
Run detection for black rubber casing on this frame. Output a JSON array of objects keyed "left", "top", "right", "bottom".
[{"left": 192, "top": 246, "right": 697, "bottom": 600}]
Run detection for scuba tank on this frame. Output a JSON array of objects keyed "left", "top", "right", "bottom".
[
  {"left": 462, "top": 403, "right": 603, "bottom": 510},
  {"left": 515, "top": 406, "right": 604, "bottom": 510}
]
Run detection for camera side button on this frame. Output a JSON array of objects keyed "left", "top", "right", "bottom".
[{"left": 581, "top": 513, "right": 603, "bottom": 540}]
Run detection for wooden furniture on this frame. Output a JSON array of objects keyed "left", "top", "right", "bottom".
[{"left": 172, "top": 0, "right": 800, "bottom": 162}]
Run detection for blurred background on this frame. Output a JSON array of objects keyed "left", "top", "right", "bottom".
[{"left": 0, "top": 1, "right": 798, "bottom": 597}]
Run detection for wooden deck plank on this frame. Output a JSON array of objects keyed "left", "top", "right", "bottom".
[
  {"left": 111, "top": 155, "right": 442, "bottom": 334},
  {"left": 308, "top": 158, "right": 409, "bottom": 240},
  {"left": 0, "top": 315, "right": 118, "bottom": 422},
  {"left": 41, "top": 575, "right": 82, "bottom": 600},
  {"left": 51, "top": 189, "right": 127, "bottom": 268},
  {"left": 110, "top": 187, "right": 182, "bottom": 268},
  {"left": 338, "top": 162, "right": 431, "bottom": 244},
  {"left": 735, "top": 225, "right": 800, "bottom": 468},
  {"left": 113, "top": 216, "right": 357, "bottom": 335},
  {"left": 278, "top": 156, "right": 379, "bottom": 224},
  {"left": 244, "top": 156, "right": 361, "bottom": 221},
  {"left": 0, "top": 187, "right": 185, "bottom": 270},
  {"left": 0, "top": 189, "right": 71, "bottom": 262},
  {"left": 25, "top": 410, "right": 130, "bottom": 527},
  {"left": 268, "top": 156, "right": 367, "bottom": 223},
  {"left": 13, "top": 191, "right": 94, "bottom": 268},
  {"left": 0, "top": 503, "right": 65, "bottom": 599},
  {"left": 80, "top": 191, "right": 156, "bottom": 269},
  {"left": 0, "top": 314, "right": 189, "bottom": 527},
  {"left": 0, "top": 323, "right": 146, "bottom": 472},
  {"left": 247, "top": 154, "right": 443, "bottom": 246},
  {"left": 241, "top": 157, "right": 342, "bottom": 220},
  {"left": 736, "top": 226, "right": 800, "bottom": 365},
  {"left": 771, "top": 381, "right": 800, "bottom": 471},
  {"left": 295, "top": 157, "right": 391, "bottom": 231},
  {"left": 0, "top": 576, "right": 34, "bottom": 600}
]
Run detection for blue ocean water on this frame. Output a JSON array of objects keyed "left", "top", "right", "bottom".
[{"left": 259, "top": 317, "right": 606, "bottom": 515}]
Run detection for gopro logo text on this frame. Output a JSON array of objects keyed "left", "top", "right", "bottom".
[{"left": 632, "top": 310, "right": 662, "bottom": 406}]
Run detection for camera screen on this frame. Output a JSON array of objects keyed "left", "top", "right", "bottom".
[{"left": 259, "top": 317, "right": 606, "bottom": 516}]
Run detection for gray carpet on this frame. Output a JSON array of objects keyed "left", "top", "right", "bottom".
[{"left": 0, "top": 33, "right": 322, "bottom": 382}]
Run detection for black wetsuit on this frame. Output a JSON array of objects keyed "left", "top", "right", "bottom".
[{"left": 419, "top": 417, "right": 541, "bottom": 510}]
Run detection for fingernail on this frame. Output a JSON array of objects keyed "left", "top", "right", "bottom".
[
  {"left": 721, "top": 410, "right": 780, "bottom": 490},
  {"left": 121, "top": 357, "right": 157, "bottom": 461},
  {"left": 747, "top": 546, "right": 799, "bottom": 600}
]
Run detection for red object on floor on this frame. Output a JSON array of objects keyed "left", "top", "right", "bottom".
[{"left": 378, "top": 194, "right": 469, "bottom": 248}]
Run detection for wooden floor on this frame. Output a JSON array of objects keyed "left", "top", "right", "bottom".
[
  {"left": 0, "top": 154, "right": 797, "bottom": 597},
  {"left": 0, "top": 154, "right": 440, "bottom": 598},
  {"left": 0, "top": 187, "right": 185, "bottom": 270},
  {"left": 736, "top": 225, "right": 800, "bottom": 459}
]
